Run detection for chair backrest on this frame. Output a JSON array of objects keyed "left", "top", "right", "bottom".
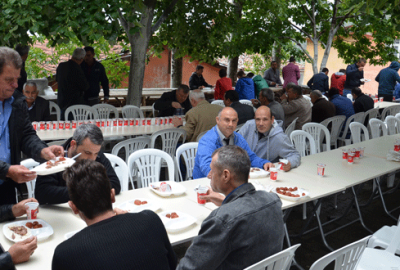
[
  {"left": 91, "top": 104, "right": 118, "bottom": 119},
  {"left": 339, "top": 112, "right": 364, "bottom": 140},
  {"left": 211, "top": 100, "right": 225, "bottom": 107},
  {"left": 152, "top": 103, "right": 158, "bottom": 117},
  {"left": 349, "top": 122, "right": 370, "bottom": 143},
  {"left": 49, "top": 101, "right": 61, "bottom": 121},
  {"left": 176, "top": 142, "right": 198, "bottom": 181},
  {"left": 386, "top": 219, "right": 400, "bottom": 254},
  {"left": 302, "top": 123, "right": 331, "bottom": 153},
  {"left": 381, "top": 105, "right": 400, "bottom": 120},
  {"left": 111, "top": 136, "right": 151, "bottom": 163},
  {"left": 122, "top": 105, "right": 144, "bottom": 119},
  {"left": 369, "top": 118, "right": 388, "bottom": 139},
  {"left": 363, "top": 108, "right": 379, "bottom": 125},
  {"left": 104, "top": 153, "right": 130, "bottom": 192},
  {"left": 235, "top": 123, "right": 245, "bottom": 133},
  {"left": 346, "top": 93, "right": 353, "bottom": 101},
  {"left": 65, "top": 105, "right": 96, "bottom": 121},
  {"left": 150, "top": 128, "right": 186, "bottom": 158},
  {"left": 196, "top": 130, "right": 209, "bottom": 142},
  {"left": 244, "top": 244, "right": 301, "bottom": 270},
  {"left": 321, "top": 115, "right": 346, "bottom": 146},
  {"left": 309, "top": 236, "right": 370, "bottom": 270},
  {"left": 239, "top": 99, "right": 253, "bottom": 106},
  {"left": 290, "top": 130, "right": 316, "bottom": 157},
  {"left": 21, "top": 159, "right": 40, "bottom": 198},
  {"left": 385, "top": 115, "right": 400, "bottom": 135},
  {"left": 127, "top": 149, "right": 175, "bottom": 187},
  {"left": 395, "top": 112, "right": 400, "bottom": 122},
  {"left": 285, "top": 117, "right": 298, "bottom": 137}
]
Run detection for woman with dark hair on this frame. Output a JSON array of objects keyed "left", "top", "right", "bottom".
[{"left": 214, "top": 69, "right": 232, "bottom": 100}]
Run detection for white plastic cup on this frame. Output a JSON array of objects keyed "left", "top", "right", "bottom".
[
  {"left": 317, "top": 163, "right": 326, "bottom": 176},
  {"left": 270, "top": 168, "right": 279, "bottom": 181},
  {"left": 279, "top": 159, "right": 289, "bottom": 170},
  {"left": 197, "top": 187, "right": 208, "bottom": 205},
  {"left": 26, "top": 202, "right": 39, "bottom": 220}
]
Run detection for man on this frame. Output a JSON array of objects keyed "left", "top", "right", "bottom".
[
  {"left": 192, "top": 107, "right": 273, "bottom": 179},
  {"left": 343, "top": 58, "right": 366, "bottom": 97},
  {"left": 23, "top": 82, "right": 51, "bottom": 122},
  {"left": 1, "top": 198, "right": 38, "bottom": 269},
  {"left": 352, "top": 87, "right": 374, "bottom": 113},
  {"left": 56, "top": 48, "right": 89, "bottom": 120},
  {"left": 52, "top": 160, "right": 177, "bottom": 270},
  {"left": 310, "top": 90, "right": 336, "bottom": 123},
  {"left": 280, "top": 84, "right": 311, "bottom": 130},
  {"left": 282, "top": 56, "right": 300, "bottom": 88},
  {"left": 331, "top": 69, "right": 346, "bottom": 95},
  {"left": 80, "top": 46, "right": 110, "bottom": 106},
  {"left": 328, "top": 87, "right": 355, "bottom": 119},
  {"left": 307, "top": 67, "right": 329, "bottom": 94},
  {"left": 239, "top": 106, "right": 300, "bottom": 171},
  {"left": 0, "top": 46, "right": 63, "bottom": 204},
  {"left": 375, "top": 61, "right": 400, "bottom": 101},
  {"left": 177, "top": 146, "right": 284, "bottom": 270},
  {"left": 252, "top": 74, "right": 268, "bottom": 99},
  {"left": 214, "top": 69, "right": 232, "bottom": 100},
  {"left": 189, "top": 65, "right": 212, "bottom": 90},
  {"left": 15, "top": 44, "right": 29, "bottom": 93},
  {"left": 263, "top": 61, "right": 282, "bottom": 86},
  {"left": 154, "top": 85, "right": 192, "bottom": 117},
  {"left": 35, "top": 124, "right": 120, "bottom": 204},
  {"left": 223, "top": 90, "right": 254, "bottom": 125},
  {"left": 235, "top": 71, "right": 255, "bottom": 100},
  {"left": 251, "top": 88, "right": 285, "bottom": 125},
  {"left": 171, "top": 90, "right": 221, "bottom": 142}
]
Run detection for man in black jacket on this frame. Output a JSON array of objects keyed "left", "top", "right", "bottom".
[
  {"left": 189, "top": 65, "right": 212, "bottom": 90},
  {"left": 154, "top": 85, "right": 192, "bottom": 117},
  {"left": 0, "top": 47, "right": 63, "bottom": 205},
  {"left": 352, "top": 87, "right": 374, "bottom": 113},
  {"left": 307, "top": 68, "right": 329, "bottom": 94},
  {"left": 343, "top": 58, "right": 366, "bottom": 97},
  {"left": 310, "top": 90, "right": 336, "bottom": 123},
  {"left": 23, "top": 82, "right": 51, "bottom": 122},
  {"left": 224, "top": 90, "right": 254, "bottom": 125},
  {"left": 35, "top": 124, "right": 120, "bottom": 204}
]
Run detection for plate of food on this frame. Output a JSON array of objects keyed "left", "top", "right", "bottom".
[
  {"left": 149, "top": 181, "right": 186, "bottom": 197},
  {"left": 158, "top": 211, "right": 197, "bottom": 233},
  {"left": 249, "top": 167, "right": 270, "bottom": 179},
  {"left": 3, "top": 219, "right": 54, "bottom": 242},
  {"left": 31, "top": 156, "right": 75, "bottom": 176},
  {"left": 273, "top": 186, "right": 310, "bottom": 202},
  {"left": 118, "top": 198, "right": 161, "bottom": 213}
]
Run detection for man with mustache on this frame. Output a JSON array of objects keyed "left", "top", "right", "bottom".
[{"left": 23, "top": 82, "right": 51, "bottom": 122}]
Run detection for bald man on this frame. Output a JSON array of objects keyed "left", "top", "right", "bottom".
[
  {"left": 239, "top": 106, "right": 300, "bottom": 171},
  {"left": 193, "top": 107, "right": 273, "bottom": 179}
]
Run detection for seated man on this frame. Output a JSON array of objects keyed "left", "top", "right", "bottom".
[
  {"left": 193, "top": 107, "right": 273, "bottom": 179},
  {"left": 35, "top": 124, "right": 120, "bottom": 204},
  {"left": 52, "top": 160, "right": 177, "bottom": 270},
  {"left": 171, "top": 90, "right": 221, "bottom": 142},
  {"left": 263, "top": 60, "right": 282, "bottom": 87},
  {"left": 310, "top": 90, "right": 336, "bottom": 123},
  {"left": 189, "top": 65, "right": 212, "bottom": 90},
  {"left": 177, "top": 146, "right": 284, "bottom": 270},
  {"left": 23, "top": 82, "right": 51, "bottom": 122},
  {"left": 307, "top": 67, "right": 329, "bottom": 94},
  {"left": 223, "top": 90, "right": 254, "bottom": 125},
  {"left": 0, "top": 198, "right": 38, "bottom": 269},
  {"left": 153, "top": 84, "right": 192, "bottom": 117},
  {"left": 251, "top": 88, "right": 285, "bottom": 126},
  {"left": 235, "top": 71, "right": 255, "bottom": 100},
  {"left": 351, "top": 87, "right": 374, "bottom": 113},
  {"left": 328, "top": 87, "right": 355, "bottom": 120},
  {"left": 280, "top": 84, "right": 311, "bottom": 130},
  {"left": 239, "top": 106, "right": 300, "bottom": 171}
]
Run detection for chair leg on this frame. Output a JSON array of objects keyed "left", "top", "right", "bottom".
[
  {"left": 303, "top": 203, "right": 307, "bottom": 220},
  {"left": 387, "top": 174, "right": 395, "bottom": 188}
]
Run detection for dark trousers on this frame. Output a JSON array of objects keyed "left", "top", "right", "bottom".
[{"left": 378, "top": 93, "right": 393, "bottom": 102}]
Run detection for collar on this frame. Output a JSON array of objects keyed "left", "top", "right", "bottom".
[
  {"left": 222, "top": 183, "right": 254, "bottom": 205},
  {"left": 27, "top": 101, "right": 36, "bottom": 110},
  {"left": 197, "top": 100, "right": 209, "bottom": 107},
  {"left": 1, "top": 96, "right": 14, "bottom": 105},
  {"left": 216, "top": 126, "right": 234, "bottom": 145}
]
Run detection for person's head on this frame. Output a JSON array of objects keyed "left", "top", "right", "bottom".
[
  {"left": 339, "top": 69, "right": 346, "bottom": 74},
  {"left": 84, "top": 46, "right": 95, "bottom": 65},
  {"left": 271, "top": 61, "right": 278, "bottom": 70},
  {"left": 247, "top": 72, "right": 254, "bottom": 78},
  {"left": 287, "top": 85, "right": 302, "bottom": 100},
  {"left": 223, "top": 90, "right": 239, "bottom": 106},
  {"left": 328, "top": 87, "right": 340, "bottom": 98},
  {"left": 351, "top": 87, "right": 362, "bottom": 100},
  {"left": 219, "top": 69, "right": 227, "bottom": 78},
  {"left": 259, "top": 88, "right": 274, "bottom": 106},
  {"left": 64, "top": 159, "right": 115, "bottom": 222},
  {"left": 0, "top": 47, "right": 22, "bottom": 102},
  {"left": 289, "top": 56, "right": 296, "bottom": 63},
  {"left": 237, "top": 70, "right": 245, "bottom": 79},
  {"left": 216, "top": 107, "right": 238, "bottom": 138},
  {"left": 15, "top": 44, "right": 30, "bottom": 62},
  {"left": 310, "top": 90, "right": 323, "bottom": 104},
  {"left": 23, "top": 82, "right": 38, "bottom": 107},
  {"left": 207, "top": 145, "right": 250, "bottom": 195},
  {"left": 69, "top": 124, "right": 104, "bottom": 160},
  {"left": 71, "top": 48, "right": 86, "bottom": 64},
  {"left": 255, "top": 106, "right": 275, "bottom": 134},
  {"left": 189, "top": 90, "right": 205, "bottom": 107},
  {"left": 195, "top": 65, "right": 204, "bottom": 75},
  {"left": 322, "top": 67, "right": 329, "bottom": 75},
  {"left": 175, "top": 84, "right": 190, "bottom": 103},
  {"left": 356, "top": 58, "right": 367, "bottom": 68}
]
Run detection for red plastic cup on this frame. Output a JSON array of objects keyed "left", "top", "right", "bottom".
[
  {"left": 394, "top": 145, "right": 400, "bottom": 152},
  {"left": 32, "top": 122, "right": 38, "bottom": 131},
  {"left": 46, "top": 121, "right": 52, "bottom": 130},
  {"left": 270, "top": 168, "right": 278, "bottom": 181},
  {"left": 65, "top": 121, "right": 71, "bottom": 129},
  {"left": 279, "top": 159, "right": 288, "bottom": 170},
  {"left": 379, "top": 97, "right": 384, "bottom": 102},
  {"left": 317, "top": 163, "right": 326, "bottom": 176},
  {"left": 71, "top": 121, "right": 77, "bottom": 129},
  {"left": 118, "top": 119, "right": 123, "bottom": 127},
  {"left": 146, "top": 118, "right": 152, "bottom": 126},
  {"left": 355, "top": 149, "right": 360, "bottom": 158},
  {"left": 78, "top": 120, "right": 84, "bottom": 126},
  {"left": 26, "top": 202, "right": 39, "bottom": 220},
  {"left": 52, "top": 121, "right": 58, "bottom": 130},
  {"left": 113, "top": 119, "right": 118, "bottom": 127},
  {"left": 58, "top": 121, "right": 64, "bottom": 130},
  {"left": 347, "top": 153, "right": 354, "bottom": 164},
  {"left": 129, "top": 119, "right": 134, "bottom": 126},
  {"left": 39, "top": 121, "right": 45, "bottom": 130},
  {"left": 135, "top": 119, "right": 140, "bottom": 126},
  {"left": 197, "top": 187, "right": 208, "bottom": 205},
  {"left": 124, "top": 119, "right": 128, "bottom": 126},
  {"left": 393, "top": 96, "right": 396, "bottom": 101},
  {"left": 95, "top": 120, "right": 101, "bottom": 127},
  {"left": 342, "top": 149, "right": 348, "bottom": 160},
  {"left": 141, "top": 119, "right": 146, "bottom": 126}
]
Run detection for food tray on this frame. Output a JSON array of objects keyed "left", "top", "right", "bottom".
[{"left": 149, "top": 181, "right": 186, "bottom": 197}]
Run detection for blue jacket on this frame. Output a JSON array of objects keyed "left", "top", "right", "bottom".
[
  {"left": 307, "top": 72, "right": 329, "bottom": 93},
  {"left": 193, "top": 126, "right": 270, "bottom": 179},
  {"left": 235, "top": 77, "right": 255, "bottom": 100},
  {"left": 375, "top": 61, "right": 400, "bottom": 95},
  {"left": 395, "top": 83, "right": 400, "bottom": 99},
  {"left": 344, "top": 63, "right": 364, "bottom": 89},
  {"left": 330, "top": 94, "right": 355, "bottom": 119}
]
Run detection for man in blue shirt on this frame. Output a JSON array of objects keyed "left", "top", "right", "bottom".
[
  {"left": 307, "top": 67, "right": 329, "bottom": 94},
  {"left": 343, "top": 58, "right": 366, "bottom": 97}
]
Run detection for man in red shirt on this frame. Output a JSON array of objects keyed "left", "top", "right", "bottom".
[
  {"left": 330, "top": 69, "right": 346, "bottom": 95},
  {"left": 214, "top": 69, "right": 232, "bottom": 100}
]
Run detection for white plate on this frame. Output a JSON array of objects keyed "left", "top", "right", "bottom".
[
  {"left": 249, "top": 168, "right": 270, "bottom": 179},
  {"left": 3, "top": 219, "right": 54, "bottom": 242},
  {"left": 158, "top": 210, "right": 197, "bottom": 233},
  {"left": 273, "top": 187, "right": 310, "bottom": 202},
  {"left": 31, "top": 157, "right": 75, "bottom": 176},
  {"left": 149, "top": 181, "right": 186, "bottom": 197},
  {"left": 118, "top": 198, "right": 161, "bottom": 213},
  {"left": 64, "top": 229, "right": 81, "bottom": 240},
  {"left": 360, "top": 79, "right": 371, "bottom": 82}
]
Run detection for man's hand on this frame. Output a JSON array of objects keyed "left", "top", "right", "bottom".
[
  {"left": 199, "top": 189, "right": 225, "bottom": 207},
  {"left": 270, "top": 82, "right": 276, "bottom": 86},
  {"left": 171, "top": 102, "right": 182, "bottom": 109},
  {"left": 114, "top": 208, "right": 128, "bottom": 215},
  {"left": 6, "top": 165, "right": 36, "bottom": 184},
  {"left": 171, "top": 117, "right": 183, "bottom": 127},
  {"left": 280, "top": 93, "right": 288, "bottom": 101},
  {"left": 263, "top": 163, "right": 275, "bottom": 171},
  {"left": 358, "top": 67, "right": 364, "bottom": 72},
  {"left": 199, "top": 86, "right": 205, "bottom": 89},
  {"left": 251, "top": 99, "right": 260, "bottom": 106},
  {"left": 40, "top": 145, "right": 64, "bottom": 161},
  {"left": 12, "top": 198, "right": 38, "bottom": 218},
  {"left": 8, "top": 236, "right": 37, "bottom": 265},
  {"left": 281, "top": 161, "right": 291, "bottom": 172}
]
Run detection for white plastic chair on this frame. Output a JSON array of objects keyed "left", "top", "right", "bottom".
[
  {"left": 65, "top": 105, "right": 96, "bottom": 120},
  {"left": 104, "top": 153, "right": 130, "bottom": 192},
  {"left": 369, "top": 118, "right": 388, "bottom": 139},
  {"left": 239, "top": 99, "right": 253, "bottom": 106},
  {"left": 303, "top": 95, "right": 313, "bottom": 107},
  {"left": 309, "top": 236, "right": 370, "bottom": 270},
  {"left": 211, "top": 100, "right": 225, "bottom": 107},
  {"left": 122, "top": 105, "right": 144, "bottom": 119},
  {"left": 152, "top": 103, "right": 158, "bottom": 117},
  {"left": 49, "top": 101, "right": 61, "bottom": 121},
  {"left": 347, "top": 93, "right": 354, "bottom": 101},
  {"left": 290, "top": 130, "right": 316, "bottom": 157},
  {"left": 175, "top": 142, "right": 198, "bottom": 181},
  {"left": 196, "top": 130, "right": 209, "bottom": 142},
  {"left": 349, "top": 122, "right": 370, "bottom": 143},
  {"left": 285, "top": 117, "right": 298, "bottom": 137},
  {"left": 395, "top": 112, "right": 400, "bottom": 122},
  {"left": 384, "top": 115, "right": 400, "bottom": 135},
  {"left": 127, "top": 149, "right": 175, "bottom": 187},
  {"left": 381, "top": 104, "right": 400, "bottom": 120},
  {"left": 21, "top": 159, "right": 40, "bottom": 198},
  {"left": 302, "top": 123, "right": 331, "bottom": 153},
  {"left": 362, "top": 108, "right": 379, "bottom": 125},
  {"left": 112, "top": 136, "right": 151, "bottom": 163},
  {"left": 367, "top": 225, "right": 400, "bottom": 254},
  {"left": 338, "top": 112, "right": 364, "bottom": 146},
  {"left": 244, "top": 244, "right": 301, "bottom": 270},
  {"left": 321, "top": 115, "right": 346, "bottom": 149},
  {"left": 91, "top": 104, "right": 118, "bottom": 119}
]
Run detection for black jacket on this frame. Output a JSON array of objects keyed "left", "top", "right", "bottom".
[
  {"left": 35, "top": 138, "right": 121, "bottom": 205},
  {"left": 307, "top": 72, "right": 329, "bottom": 93},
  {"left": 311, "top": 98, "right": 336, "bottom": 123},
  {"left": 230, "top": 101, "right": 255, "bottom": 125},
  {"left": 189, "top": 72, "right": 211, "bottom": 90},
  {"left": 27, "top": 96, "right": 51, "bottom": 122},
  {"left": 353, "top": 94, "right": 374, "bottom": 113},
  {"left": 344, "top": 63, "right": 364, "bottom": 89},
  {"left": 81, "top": 60, "right": 110, "bottom": 101},
  {"left": 153, "top": 90, "right": 192, "bottom": 117},
  {"left": 16, "top": 61, "right": 27, "bottom": 93}
]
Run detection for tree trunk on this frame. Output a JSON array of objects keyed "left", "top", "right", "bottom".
[
  {"left": 228, "top": 56, "right": 239, "bottom": 86},
  {"left": 312, "top": 39, "right": 319, "bottom": 74},
  {"left": 170, "top": 48, "right": 182, "bottom": 88},
  {"left": 320, "top": 27, "right": 338, "bottom": 73}
]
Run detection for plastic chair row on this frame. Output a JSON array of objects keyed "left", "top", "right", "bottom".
[{"left": 62, "top": 104, "right": 144, "bottom": 121}]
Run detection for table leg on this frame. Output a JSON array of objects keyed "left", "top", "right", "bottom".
[
  {"left": 282, "top": 209, "right": 305, "bottom": 270},
  {"left": 374, "top": 178, "right": 398, "bottom": 221},
  {"left": 351, "top": 186, "right": 373, "bottom": 234}
]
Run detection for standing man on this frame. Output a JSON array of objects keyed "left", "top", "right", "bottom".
[
  {"left": 375, "top": 61, "right": 400, "bottom": 101},
  {"left": 282, "top": 56, "right": 300, "bottom": 89},
  {"left": 307, "top": 68, "right": 329, "bottom": 94},
  {"left": 154, "top": 85, "right": 192, "bottom": 117},
  {"left": 331, "top": 69, "right": 346, "bottom": 95},
  {"left": 81, "top": 46, "right": 110, "bottom": 105},
  {"left": 223, "top": 90, "right": 254, "bottom": 125},
  {"left": 251, "top": 88, "right": 285, "bottom": 125},
  {"left": 56, "top": 48, "right": 89, "bottom": 120},
  {"left": 310, "top": 90, "right": 336, "bottom": 123},
  {"left": 0, "top": 47, "right": 63, "bottom": 204},
  {"left": 189, "top": 65, "right": 212, "bottom": 90},
  {"left": 214, "top": 69, "right": 232, "bottom": 100},
  {"left": 235, "top": 71, "right": 255, "bottom": 100},
  {"left": 23, "top": 82, "right": 51, "bottom": 122},
  {"left": 280, "top": 84, "right": 311, "bottom": 130},
  {"left": 15, "top": 44, "right": 30, "bottom": 93},
  {"left": 263, "top": 61, "right": 282, "bottom": 86},
  {"left": 343, "top": 58, "right": 366, "bottom": 97}
]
